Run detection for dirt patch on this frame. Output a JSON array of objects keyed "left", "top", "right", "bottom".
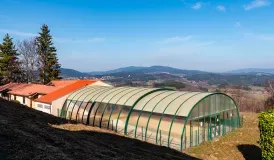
[{"left": 0, "top": 99, "right": 197, "bottom": 160}]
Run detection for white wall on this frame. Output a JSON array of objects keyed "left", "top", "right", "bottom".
[
  {"left": 51, "top": 95, "right": 69, "bottom": 117},
  {"left": 34, "top": 101, "right": 51, "bottom": 114},
  {"left": 89, "top": 81, "right": 112, "bottom": 87},
  {"left": 10, "top": 95, "right": 30, "bottom": 106}
]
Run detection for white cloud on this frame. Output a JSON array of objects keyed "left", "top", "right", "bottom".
[
  {"left": 244, "top": 33, "right": 274, "bottom": 40},
  {"left": 195, "top": 41, "right": 215, "bottom": 46},
  {"left": 235, "top": 22, "right": 242, "bottom": 28},
  {"left": 158, "top": 36, "right": 193, "bottom": 44},
  {"left": 243, "top": 0, "right": 271, "bottom": 10},
  {"left": 0, "top": 28, "right": 105, "bottom": 43},
  {"left": 216, "top": 5, "right": 226, "bottom": 12},
  {"left": 192, "top": 2, "right": 202, "bottom": 10},
  {"left": 0, "top": 28, "right": 36, "bottom": 37}
]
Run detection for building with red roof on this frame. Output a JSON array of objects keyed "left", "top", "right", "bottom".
[
  {"left": 34, "top": 80, "right": 111, "bottom": 115},
  {"left": 0, "top": 80, "right": 111, "bottom": 115}
]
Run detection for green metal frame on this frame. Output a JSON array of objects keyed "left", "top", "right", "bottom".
[
  {"left": 166, "top": 92, "right": 203, "bottom": 147},
  {"left": 143, "top": 92, "right": 178, "bottom": 140},
  {"left": 154, "top": 92, "right": 188, "bottom": 144},
  {"left": 133, "top": 91, "right": 170, "bottom": 138},
  {"left": 115, "top": 88, "right": 150, "bottom": 132},
  {"left": 91, "top": 88, "right": 123, "bottom": 126},
  {"left": 74, "top": 87, "right": 109, "bottom": 122},
  {"left": 180, "top": 93, "right": 240, "bottom": 150},
  {"left": 97, "top": 88, "right": 131, "bottom": 128},
  {"left": 124, "top": 88, "right": 173, "bottom": 135},
  {"left": 68, "top": 87, "right": 101, "bottom": 120},
  {"left": 99, "top": 87, "right": 136, "bottom": 128},
  {"left": 106, "top": 88, "right": 141, "bottom": 129},
  {"left": 80, "top": 88, "right": 112, "bottom": 123},
  {"left": 61, "top": 86, "right": 94, "bottom": 118}
]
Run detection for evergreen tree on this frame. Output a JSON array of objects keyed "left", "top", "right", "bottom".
[
  {"left": 35, "top": 24, "right": 61, "bottom": 84},
  {"left": 0, "top": 34, "right": 21, "bottom": 84}
]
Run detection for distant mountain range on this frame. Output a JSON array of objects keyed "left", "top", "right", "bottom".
[
  {"left": 87, "top": 66, "right": 208, "bottom": 76},
  {"left": 60, "top": 66, "right": 274, "bottom": 78},
  {"left": 226, "top": 68, "right": 274, "bottom": 75},
  {"left": 60, "top": 68, "right": 90, "bottom": 78}
]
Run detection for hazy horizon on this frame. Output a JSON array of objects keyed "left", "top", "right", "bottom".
[{"left": 1, "top": 0, "right": 273, "bottom": 72}]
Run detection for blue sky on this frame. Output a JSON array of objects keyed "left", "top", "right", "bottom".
[{"left": 0, "top": 0, "right": 274, "bottom": 72}]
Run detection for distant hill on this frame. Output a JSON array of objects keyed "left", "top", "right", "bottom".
[
  {"left": 88, "top": 65, "right": 207, "bottom": 76},
  {"left": 60, "top": 68, "right": 90, "bottom": 77},
  {"left": 87, "top": 66, "right": 146, "bottom": 75},
  {"left": 226, "top": 68, "right": 274, "bottom": 75}
]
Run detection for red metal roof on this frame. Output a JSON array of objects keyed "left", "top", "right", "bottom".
[{"left": 35, "top": 80, "right": 97, "bottom": 104}]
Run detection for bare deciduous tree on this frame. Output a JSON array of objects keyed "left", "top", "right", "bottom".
[{"left": 17, "top": 38, "right": 38, "bottom": 83}]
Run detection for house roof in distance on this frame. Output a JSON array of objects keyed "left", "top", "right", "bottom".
[
  {"left": 8, "top": 84, "right": 58, "bottom": 96},
  {"left": 35, "top": 80, "right": 97, "bottom": 104}
]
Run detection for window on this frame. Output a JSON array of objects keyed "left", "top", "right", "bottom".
[
  {"left": 23, "top": 97, "right": 25, "bottom": 104},
  {"left": 44, "top": 105, "right": 51, "bottom": 110},
  {"left": 37, "top": 104, "right": 43, "bottom": 108},
  {"left": 14, "top": 95, "right": 16, "bottom": 100}
]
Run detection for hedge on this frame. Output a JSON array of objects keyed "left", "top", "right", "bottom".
[
  {"left": 259, "top": 109, "right": 274, "bottom": 160},
  {"left": 11, "top": 100, "right": 20, "bottom": 104}
]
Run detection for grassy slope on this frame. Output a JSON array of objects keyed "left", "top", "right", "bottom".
[
  {"left": 0, "top": 99, "right": 197, "bottom": 160},
  {"left": 185, "top": 113, "right": 261, "bottom": 160},
  {"left": 0, "top": 98, "right": 261, "bottom": 160}
]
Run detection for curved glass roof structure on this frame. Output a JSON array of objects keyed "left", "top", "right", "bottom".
[{"left": 61, "top": 86, "right": 240, "bottom": 151}]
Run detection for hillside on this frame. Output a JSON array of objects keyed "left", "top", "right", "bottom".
[
  {"left": 60, "top": 68, "right": 90, "bottom": 78},
  {"left": 0, "top": 99, "right": 196, "bottom": 160},
  {"left": 186, "top": 73, "right": 274, "bottom": 86},
  {"left": 226, "top": 68, "right": 274, "bottom": 75},
  {"left": 88, "top": 66, "right": 207, "bottom": 76}
]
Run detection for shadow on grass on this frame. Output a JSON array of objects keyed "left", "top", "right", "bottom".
[
  {"left": 0, "top": 99, "right": 200, "bottom": 160},
  {"left": 237, "top": 144, "right": 261, "bottom": 160}
]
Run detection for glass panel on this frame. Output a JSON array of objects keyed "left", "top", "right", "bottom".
[
  {"left": 75, "top": 102, "right": 87, "bottom": 122},
  {"left": 71, "top": 101, "right": 81, "bottom": 120},
  {"left": 82, "top": 102, "right": 92, "bottom": 124},
  {"left": 116, "top": 105, "right": 131, "bottom": 134},
  {"left": 108, "top": 105, "right": 123, "bottom": 131},
  {"left": 89, "top": 102, "right": 100, "bottom": 126}
]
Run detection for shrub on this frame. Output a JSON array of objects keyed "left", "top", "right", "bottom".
[
  {"left": 11, "top": 100, "right": 20, "bottom": 104},
  {"left": 259, "top": 109, "right": 274, "bottom": 160}
]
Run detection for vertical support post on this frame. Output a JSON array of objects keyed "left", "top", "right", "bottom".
[
  {"left": 160, "top": 130, "right": 162, "bottom": 146},
  {"left": 197, "top": 130, "right": 199, "bottom": 146},
  {"left": 214, "top": 115, "right": 217, "bottom": 137},
  {"left": 68, "top": 111, "right": 71, "bottom": 120},
  {"left": 198, "top": 104, "right": 200, "bottom": 145},
  {"left": 112, "top": 120, "right": 114, "bottom": 131},
  {"left": 185, "top": 134, "right": 187, "bottom": 149},
  {"left": 142, "top": 126, "right": 143, "bottom": 141},
  {"left": 203, "top": 100, "right": 206, "bottom": 142},
  {"left": 190, "top": 121, "right": 193, "bottom": 147}
]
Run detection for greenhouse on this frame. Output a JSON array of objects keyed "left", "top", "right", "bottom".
[{"left": 60, "top": 86, "right": 241, "bottom": 150}]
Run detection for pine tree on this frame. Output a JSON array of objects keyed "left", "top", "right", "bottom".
[
  {"left": 0, "top": 34, "right": 21, "bottom": 84},
  {"left": 35, "top": 24, "right": 61, "bottom": 84}
]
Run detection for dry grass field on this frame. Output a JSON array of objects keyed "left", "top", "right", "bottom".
[{"left": 185, "top": 112, "right": 261, "bottom": 160}]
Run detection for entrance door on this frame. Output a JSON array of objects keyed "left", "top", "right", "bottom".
[{"left": 208, "top": 113, "right": 220, "bottom": 140}]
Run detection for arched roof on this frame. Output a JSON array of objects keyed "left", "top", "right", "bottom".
[
  {"left": 66, "top": 86, "right": 165, "bottom": 106},
  {"left": 65, "top": 86, "right": 238, "bottom": 117}
]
